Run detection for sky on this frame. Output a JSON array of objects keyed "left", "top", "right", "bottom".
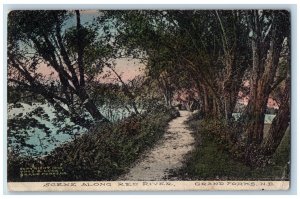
[
  {"left": 37, "top": 58, "right": 145, "bottom": 83},
  {"left": 36, "top": 10, "right": 145, "bottom": 83},
  {"left": 100, "top": 58, "right": 145, "bottom": 83}
]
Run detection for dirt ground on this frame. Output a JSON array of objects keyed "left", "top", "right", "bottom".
[{"left": 119, "top": 111, "right": 195, "bottom": 181}]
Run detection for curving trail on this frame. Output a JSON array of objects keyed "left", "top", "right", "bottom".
[{"left": 119, "top": 110, "right": 195, "bottom": 181}]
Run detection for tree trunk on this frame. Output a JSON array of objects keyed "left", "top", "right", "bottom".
[
  {"left": 77, "top": 89, "right": 109, "bottom": 123},
  {"left": 245, "top": 96, "right": 268, "bottom": 144},
  {"left": 84, "top": 100, "right": 109, "bottom": 123},
  {"left": 262, "top": 99, "right": 290, "bottom": 156},
  {"left": 212, "top": 95, "right": 222, "bottom": 119},
  {"left": 243, "top": 10, "right": 287, "bottom": 146},
  {"left": 223, "top": 74, "right": 246, "bottom": 122},
  {"left": 163, "top": 88, "right": 172, "bottom": 108},
  {"left": 262, "top": 63, "right": 290, "bottom": 156},
  {"left": 202, "top": 85, "right": 209, "bottom": 115},
  {"left": 223, "top": 88, "right": 236, "bottom": 121},
  {"left": 217, "top": 10, "right": 249, "bottom": 122}
]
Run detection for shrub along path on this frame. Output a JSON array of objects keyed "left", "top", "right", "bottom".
[{"left": 119, "top": 111, "right": 195, "bottom": 180}]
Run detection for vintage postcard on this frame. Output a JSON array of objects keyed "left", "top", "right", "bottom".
[{"left": 7, "top": 9, "right": 291, "bottom": 191}]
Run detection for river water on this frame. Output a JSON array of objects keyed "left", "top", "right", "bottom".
[{"left": 7, "top": 102, "right": 135, "bottom": 157}]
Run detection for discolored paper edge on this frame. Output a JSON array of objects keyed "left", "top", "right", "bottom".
[{"left": 8, "top": 181, "right": 289, "bottom": 192}]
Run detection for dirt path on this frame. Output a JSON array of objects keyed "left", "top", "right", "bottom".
[{"left": 119, "top": 110, "right": 195, "bottom": 181}]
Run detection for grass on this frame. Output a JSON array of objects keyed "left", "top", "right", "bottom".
[
  {"left": 176, "top": 118, "right": 290, "bottom": 181},
  {"left": 8, "top": 106, "right": 179, "bottom": 182}
]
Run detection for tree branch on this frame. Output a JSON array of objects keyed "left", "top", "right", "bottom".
[
  {"left": 108, "top": 66, "right": 139, "bottom": 114},
  {"left": 76, "top": 10, "right": 85, "bottom": 87}
]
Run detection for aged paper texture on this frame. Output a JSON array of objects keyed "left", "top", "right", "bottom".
[{"left": 7, "top": 9, "right": 291, "bottom": 191}]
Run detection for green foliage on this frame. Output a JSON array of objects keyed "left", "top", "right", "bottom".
[
  {"left": 8, "top": 10, "right": 70, "bottom": 44},
  {"left": 175, "top": 118, "right": 290, "bottom": 180},
  {"left": 8, "top": 107, "right": 179, "bottom": 181},
  {"left": 7, "top": 10, "right": 290, "bottom": 182},
  {"left": 8, "top": 10, "right": 115, "bottom": 123}
]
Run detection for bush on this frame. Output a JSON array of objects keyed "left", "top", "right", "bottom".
[{"left": 8, "top": 107, "right": 179, "bottom": 181}]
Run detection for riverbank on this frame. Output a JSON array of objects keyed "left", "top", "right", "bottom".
[{"left": 8, "top": 106, "right": 179, "bottom": 182}]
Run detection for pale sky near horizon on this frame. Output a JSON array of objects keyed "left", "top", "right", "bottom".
[
  {"left": 101, "top": 58, "right": 146, "bottom": 83},
  {"left": 37, "top": 58, "right": 145, "bottom": 83}
]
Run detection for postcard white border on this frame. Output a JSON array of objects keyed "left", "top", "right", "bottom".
[{"left": 1, "top": 1, "right": 298, "bottom": 197}]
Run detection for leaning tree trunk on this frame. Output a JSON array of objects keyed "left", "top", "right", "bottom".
[
  {"left": 262, "top": 94, "right": 290, "bottom": 156},
  {"left": 262, "top": 66, "right": 291, "bottom": 156},
  {"left": 84, "top": 100, "right": 109, "bottom": 122},
  {"left": 77, "top": 88, "right": 110, "bottom": 123}
]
